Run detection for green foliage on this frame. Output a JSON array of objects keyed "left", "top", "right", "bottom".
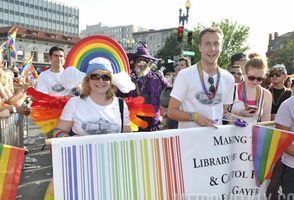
[
  {"left": 156, "top": 19, "right": 250, "bottom": 72},
  {"left": 268, "top": 40, "right": 294, "bottom": 74}
]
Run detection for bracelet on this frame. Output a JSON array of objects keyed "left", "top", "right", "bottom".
[{"left": 192, "top": 112, "right": 199, "bottom": 122}]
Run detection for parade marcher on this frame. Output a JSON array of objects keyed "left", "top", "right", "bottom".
[
  {"left": 161, "top": 57, "right": 191, "bottom": 129},
  {"left": 284, "top": 76, "right": 292, "bottom": 89},
  {"left": 168, "top": 27, "right": 235, "bottom": 128},
  {"left": 175, "top": 57, "right": 191, "bottom": 76},
  {"left": 36, "top": 46, "right": 69, "bottom": 96},
  {"left": 275, "top": 96, "right": 294, "bottom": 198},
  {"left": 121, "top": 42, "right": 167, "bottom": 131},
  {"left": 229, "top": 55, "right": 272, "bottom": 123},
  {"left": 229, "top": 65, "right": 243, "bottom": 83},
  {"left": 230, "top": 53, "right": 247, "bottom": 71},
  {"left": 268, "top": 64, "right": 292, "bottom": 120},
  {"left": 54, "top": 57, "right": 132, "bottom": 136}
]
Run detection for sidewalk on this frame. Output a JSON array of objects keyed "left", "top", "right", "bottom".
[{"left": 16, "top": 119, "right": 52, "bottom": 200}]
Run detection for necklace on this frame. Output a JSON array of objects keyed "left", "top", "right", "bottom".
[
  {"left": 269, "top": 86, "right": 287, "bottom": 106},
  {"left": 241, "top": 81, "right": 261, "bottom": 109},
  {"left": 197, "top": 62, "right": 220, "bottom": 100}
]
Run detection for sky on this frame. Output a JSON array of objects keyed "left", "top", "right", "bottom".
[{"left": 58, "top": 0, "right": 294, "bottom": 56}]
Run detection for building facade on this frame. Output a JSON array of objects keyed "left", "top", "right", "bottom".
[
  {"left": 133, "top": 28, "right": 176, "bottom": 56},
  {"left": 267, "top": 31, "right": 294, "bottom": 56},
  {"left": 80, "top": 23, "right": 148, "bottom": 53},
  {"left": 0, "top": 26, "right": 80, "bottom": 69},
  {"left": 0, "top": 0, "right": 79, "bottom": 36}
]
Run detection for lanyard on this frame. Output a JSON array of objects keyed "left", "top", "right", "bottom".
[{"left": 197, "top": 63, "right": 220, "bottom": 100}]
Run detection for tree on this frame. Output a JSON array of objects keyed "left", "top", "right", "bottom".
[
  {"left": 268, "top": 40, "right": 294, "bottom": 74},
  {"left": 156, "top": 19, "right": 250, "bottom": 72},
  {"left": 156, "top": 30, "right": 182, "bottom": 72}
]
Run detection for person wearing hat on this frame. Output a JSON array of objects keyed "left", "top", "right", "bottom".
[
  {"left": 123, "top": 42, "right": 167, "bottom": 131},
  {"left": 55, "top": 57, "right": 131, "bottom": 136},
  {"left": 268, "top": 64, "right": 292, "bottom": 120}
]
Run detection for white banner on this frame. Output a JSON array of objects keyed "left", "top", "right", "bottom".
[{"left": 51, "top": 125, "right": 268, "bottom": 200}]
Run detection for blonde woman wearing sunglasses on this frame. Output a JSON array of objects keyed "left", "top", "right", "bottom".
[
  {"left": 230, "top": 56, "right": 272, "bottom": 123},
  {"left": 55, "top": 57, "right": 132, "bottom": 136}
]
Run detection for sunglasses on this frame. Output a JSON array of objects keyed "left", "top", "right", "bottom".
[
  {"left": 269, "top": 72, "right": 282, "bottom": 78},
  {"left": 247, "top": 76, "right": 263, "bottom": 82},
  {"left": 231, "top": 72, "right": 242, "bottom": 76},
  {"left": 208, "top": 76, "right": 215, "bottom": 93},
  {"left": 89, "top": 73, "right": 111, "bottom": 81}
]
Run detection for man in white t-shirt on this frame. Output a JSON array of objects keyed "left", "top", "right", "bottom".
[
  {"left": 275, "top": 96, "right": 294, "bottom": 197},
  {"left": 36, "top": 46, "right": 70, "bottom": 96},
  {"left": 168, "top": 27, "right": 235, "bottom": 129}
]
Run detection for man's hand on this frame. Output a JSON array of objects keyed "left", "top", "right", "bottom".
[{"left": 194, "top": 113, "right": 218, "bottom": 128}]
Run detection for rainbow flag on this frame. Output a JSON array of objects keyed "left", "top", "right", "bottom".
[
  {"left": 252, "top": 125, "right": 294, "bottom": 186},
  {"left": 6, "top": 28, "right": 18, "bottom": 59},
  {"left": 0, "top": 144, "right": 25, "bottom": 200},
  {"left": 21, "top": 55, "right": 38, "bottom": 79}
]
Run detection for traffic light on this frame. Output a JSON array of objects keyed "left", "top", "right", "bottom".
[
  {"left": 187, "top": 31, "right": 193, "bottom": 46},
  {"left": 177, "top": 26, "right": 184, "bottom": 42}
]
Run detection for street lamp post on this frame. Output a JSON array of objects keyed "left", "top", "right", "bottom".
[{"left": 178, "top": 0, "right": 191, "bottom": 57}]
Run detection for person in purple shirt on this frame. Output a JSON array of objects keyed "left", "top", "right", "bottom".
[{"left": 120, "top": 42, "right": 167, "bottom": 131}]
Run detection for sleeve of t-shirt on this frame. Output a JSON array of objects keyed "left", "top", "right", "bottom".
[
  {"left": 275, "top": 100, "right": 292, "bottom": 127},
  {"left": 170, "top": 70, "right": 188, "bottom": 102},
  {"left": 36, "top": 73, "right": 49, "bottom": 94},
  {"left": 223, "top": 73, "right": 235, "bottom": 105},
  {"left": 123, "top": 100, "right": 130, "bottom": 126},
  {"left": 60, "top": 98, "right": 76, "bottom": 121}
]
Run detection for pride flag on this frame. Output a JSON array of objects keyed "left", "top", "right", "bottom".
[
  {"left": 252, "top": 125, "right": 294, "bottom": 186},
  {"left": 21, "top": 55, "right": 38, "bottom": 79},
  {"left": 0, "top": 144, "right": 25, "bottom": 200},
  {"left": 6, "top": 28, "right": 18, "bottom": 59}
]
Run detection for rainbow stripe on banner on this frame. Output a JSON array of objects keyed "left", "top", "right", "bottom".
[
  {"left": 53, "top": 136, "right": 184, "bottom": 199},
  {"left": 252, "top": 125, "right": 294, "bottom": 186},
  {"left": 0, "top": 144, "right": 25, "bottom": 200}
]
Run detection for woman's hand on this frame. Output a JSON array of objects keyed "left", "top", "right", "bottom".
[{"left": 237, "top": 108, "right": 257, "bottom": 118}]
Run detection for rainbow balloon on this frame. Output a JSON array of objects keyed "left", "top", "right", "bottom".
[{"left": 65, "top": 35, "right": 130, "bottom": 74}]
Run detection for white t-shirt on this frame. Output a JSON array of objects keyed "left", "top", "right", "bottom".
[
  {"left": 36, "top": 69, "right": 69, "bottom": 96},
  {"left": 275, "top": 96, "right": 294, "bottom": 168},
  {"left": 60, "top": 96, "right": 130, "bottom": 136},
  {"left": 171, "top": 64, "right": 235, "bottom": 129}
]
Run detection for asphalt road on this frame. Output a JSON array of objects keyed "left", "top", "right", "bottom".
[{"left": 16, "top": 121, "right": 52, "bottom": 200}]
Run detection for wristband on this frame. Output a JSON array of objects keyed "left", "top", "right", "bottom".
[
  {"left": 192, "top": 112, "right": 199, "bottom": 122},
  {"left": 50, "top": 128, "right": 69, "bottom": 138}
]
